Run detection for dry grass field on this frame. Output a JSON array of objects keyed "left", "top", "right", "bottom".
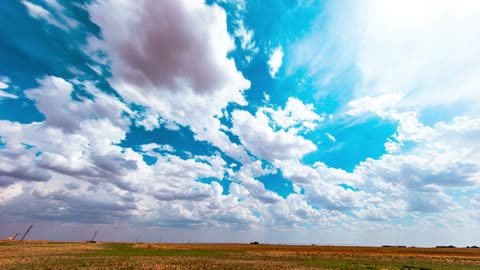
[{"left": 1, "top": 240, "right": 480, "bottom": 269}]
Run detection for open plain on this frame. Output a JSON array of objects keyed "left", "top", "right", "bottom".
[{"left": 1, "top": 241, "right": 480, "bottom": 269}]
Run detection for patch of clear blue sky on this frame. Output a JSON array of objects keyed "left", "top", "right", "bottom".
[
  {"left": 419, "top": 101, "right": 468, "bottom": 127},
  {"left": 0, "top": 136, "right": 6, "bottom": 149},
  {"left": 338, "top": 183, "right": 360, "bottom": 192},
  {"left": 121, "top": 124, "right": 217, "bottom": 159},
  {"left": 303, "top": 117, "right": 397, "bottom": 172},
  {"left": 258, "top": 171, "right": 295, "bottom": 199}
]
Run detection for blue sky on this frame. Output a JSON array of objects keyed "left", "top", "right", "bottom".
[{"left": 0, "top": 0, "right": 480, "bottom": 246}]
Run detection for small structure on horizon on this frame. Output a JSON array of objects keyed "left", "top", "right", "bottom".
[
  {"left": 436, "top": 245, "right": 457, "bottom": 248},
  {"left": 86, "top": 231, "right": 98, "bottom": 243},
  {"left": 20, "top": 225, "right": 33, "bottom": 241}
]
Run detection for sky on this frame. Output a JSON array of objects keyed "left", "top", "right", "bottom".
[{"left": 0, "top": 0, "right": 479, "bottom": 247}]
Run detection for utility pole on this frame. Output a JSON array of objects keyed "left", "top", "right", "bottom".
[
  {"left": 136, "top": 234, "right": 141, "bottom": 243},
  {"left": 20, "top": 225, "right": 33, "bottom": 241},
  {"left": 91, "top": 231, "right": 98, "bottom": 242}
]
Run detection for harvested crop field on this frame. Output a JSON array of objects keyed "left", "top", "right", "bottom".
[{"left": 1, "top": 241, "right": 480, "bottom": 269}]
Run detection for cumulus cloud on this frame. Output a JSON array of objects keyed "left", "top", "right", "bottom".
[
  {"left": 272, "top": 112, "right": 480, "bottom": 216},
  {"left": 88, "top": 0, "right": 251, "bottom": 162},
  {"left": 3, "top": 0, "right": 480, "bottom": 241},
  {"left": 0, "top": 180, "right": 138, "bottom": 224},
  {"left": 346, "top": 93, "right": 403, "bottom": 118},
  {"left": 0, "top": 76, "right": 140, "bottom": 192},
  {"left": 234, "top": 164, "right": 282, "bottom": 204},
  {"left": 230, "top": 97, "right": 321, "bottom": 162},
  {"left": 262, "top": 97, "right": 323, "bottom": 132},
  {"left": 277, "top": 160, "right": 364, "bottom": 210},
  {"left": 26, "top": 77, "right": 131, "bottom": 133},
  {"left": 352, "top": 115, "right": 480, "bottom": 215},
  {"left": 231, "top": 109, "right": 317, "bottom": 162},
  {"left": 0, "top": 150, "right": 51, "bottom": 187},
  {"left": 90, "top": 0, "right": 238, "bottom": 94}
]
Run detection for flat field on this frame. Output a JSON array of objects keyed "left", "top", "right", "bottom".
[{"left": 1, "top": 241, "right": 480, "bottom": 269}]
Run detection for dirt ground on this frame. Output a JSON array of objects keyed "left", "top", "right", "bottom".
[{"left": 1, "top": 240, "right": 479, "bottom": 269}]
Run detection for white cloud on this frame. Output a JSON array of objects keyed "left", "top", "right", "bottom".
[
  {"left": 234, "top": 20, "right": 259, "bottom": 61},
  {"left": 218, "top": 0, "right": 246, "bottom": 10},
  {"left": 26, "top": 77, "right": 131, "bottom": 133},
  {"left": 0, "top": 77, "right": 17, "bottom": 99},
  {"left": 0, "top": 76, "right": 140, "bottom": 192},
  {"left": 4, "top": 0, "right": 480, "bottom": 242},
  {"left": 352, "top": 115, "right": 480, "bottom": 215},
  {"left": 230, "top": 97, "right": 323, "bottom": 163},
  {"left": 276, "top": 160, "right": 364, "bottom": 210},
  {"left": 346, "top": 93, "right": 404, "bottom": 118},
  {"left": 0, "top": 91, "right": 17, "bottom": 99},
  {"left": 0, "top": 183, "right": 22, "bottom": 205},
  {"left": 0, "top": 79, "right": 8, "bottom": 89},
  {"left": 21, "top": 0, "right": 67, "bottom": 30},
  {"left": 141, "top": 143, "right": 175, "bottom": 154},
  {"left": 231, "top": 109, "right": 317, "bottom": 162},
  {"left": 22, "top": 0, "right": 51, "bottom": 19},
  {"left": 268, "top": 46, "right": 284, "bottom": 78},
  {"left": 304, "top": 0, "right": 480, "bottom": 115},
  {"left": 351, "top": 0, "right": 480, "bottom": 109},
  {"left": 291, "top": 0, "right": 480, "bottom": 119},
  {"left": 233, "top": 163, "right": 282, "bottom": 204},
  {"left": 326, "top": 133, "right": 336, "bottom": 142},
  {"left": 88, "top": 0, "right": 251, "bottom": 162},
  {"left": 261, "top": 97, "right": 323, "bottom": 132},
  {"left": 2, "top": 75, "right": 477, "bottom": 232}
]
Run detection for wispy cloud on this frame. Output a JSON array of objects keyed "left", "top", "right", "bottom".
[{"left": 268, "top": 46, "right": 284, "bottom": 78}]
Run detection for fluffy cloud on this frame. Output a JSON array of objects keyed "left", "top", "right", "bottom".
[
  {"left": 351, "top": 115, "right": 480, "bottom": 215},
  {"left": 231, "top": 109, "right": 317, "bottom": 162},
  {"left": 277, "top": 160, "right": 364, "bottom": 210},
  {"left": 233, "top": 163, "right": 282, "bottom": 204},
  {"left": 0, "top": 76, "right": 139, "bottom": 191},
  {"left": 262, "top": 97, "right": 324, "bottom": 132},
  {"left": 26, "top": 77, "right": 131, "bottom": 133},
  {"left": 230, "top": 97, "right": 321, "bottom": 162},
  {"left": 88, "top": 0, "right": 251, "bottom": 162},
  {"left": 0, "top": 176, "right": 138, "bottom": 224},
  {"left": 3, "top": 0, "right": 480, "bottom": 243},
  {"left": 0, "top": 76, "right": 345, "bottom": 229},
  {"left": 0, "top": 134, "right": 51, "bottom": 187}
]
